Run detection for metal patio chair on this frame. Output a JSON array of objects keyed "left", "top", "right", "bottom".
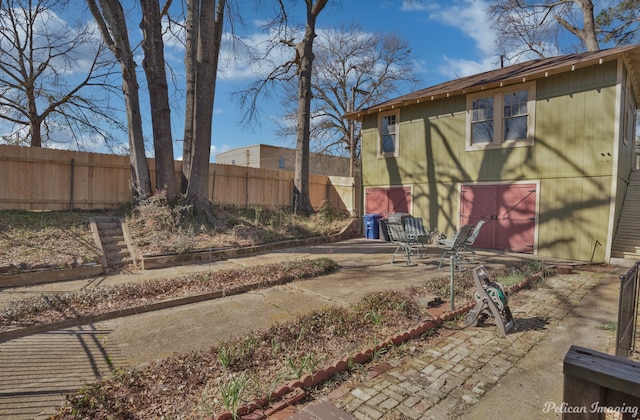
[
  {"left": 386, "top": 221, "right": 421, "bottom": 265},
  {"left": 404, "top": 217, "right": 441, "bottom": 247},
  {"left": 403, "top": 217, "right": 428, "bottom": 256},
  {"left": 461, "top": 219, "right": 486, "bottom": 263},
  {"left": 437, "top": 220, "right": 486, "bottom": 262},
  {"left": 437, "top": 223, "right": 476, "bottom": 269}
]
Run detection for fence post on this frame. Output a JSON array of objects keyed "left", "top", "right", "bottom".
[
  {"left": 211, "top": 170, "right": 216, "bottom": 201},
  {"left": 69, "top": 158, "right": 75, "bottom": 212},
  {"left": 245, "top": 171, "right": 249, "bottom": 209},
  {"left": 450, "top": 256, "right": 455, "bottom": 311},
  {"left": 617, "top": 261, "right": 640, "bottom": 357}
]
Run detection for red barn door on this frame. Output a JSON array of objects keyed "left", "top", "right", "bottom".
[
  {"left": 365, "top": 187, "right": 411, "bottom": 216},
  {"left": 460, "top": 184, "right": 536, "bottom": 253}
]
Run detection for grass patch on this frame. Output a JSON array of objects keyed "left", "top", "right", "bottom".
[
  {"left": 0, "top": 209, "right": 114, "bottom": 269},
  {"left": 596, "top": 321, "right": 616, "bottom": 332},
  {"left": 494, "top": 260, "right": 549, "bottom": 287}
]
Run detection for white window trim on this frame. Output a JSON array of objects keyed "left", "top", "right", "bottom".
[
  {"left": 378, "top": 109, "right": 399, "bottom": 158},
  {"left": 465, "top": 82, "right": 536, "bottom": 151}
]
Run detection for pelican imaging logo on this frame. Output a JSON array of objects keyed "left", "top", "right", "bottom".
[{"left": 543, "top": 401, "right": 639, "bottom": 418}]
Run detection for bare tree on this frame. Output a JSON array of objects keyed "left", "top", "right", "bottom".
[
  {"left": 87, "top": 0, "right": 230, "bottom": 213},
  {"left": 234, "top": 0, "right": 330, "bottom": 215},
  {"left": 288, "top": 0, "right": 329, "bottom": 215},
  {"left": 139, "top": 0, "right": 177, "bottom": 202},
  {"left": 88, "top": 0, "right": 152, "bottom": 199},
  {"left": 184, "top": 0, "right": 227, "bottom": 221},
  {"left": 488, "top": 0, "right": 600, "bottom": 61},
  {"left": 277, "top": 24, "right": 420, "bottom": 168},
  {"left": 181, "top": 0, "right": 198, "bottom": 191},
  {"left": 0, "top": 0, "right": 122, "bottom": 148}
]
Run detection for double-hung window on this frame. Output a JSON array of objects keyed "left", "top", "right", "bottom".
[
  {"left": 467, "top": 83, "right": 535, "bottom": 150},
  {"left": 470, "top": 97, "right": 494, "bottom": 144},
  {"left": 379, "top": 110, "right": 399, "bottom": 157}
]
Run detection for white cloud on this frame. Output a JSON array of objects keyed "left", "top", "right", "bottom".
[
  {"left": 218, "top": 23, "right": 303, "bottom": 82},
  {"left": 429, "top": 0, "right": 495, "bottom": 56},
  {"left": 437, "top": 56, "right": 496, "bottom": 79},
  {"left": 211, "top": 143, "right": 234, "bottom": 162},
  {"left": 416, "top": 0, "right": 496, "bottom": 79},
  {"left": 400, "top": 0, "right": 440, "bottom": 12}
]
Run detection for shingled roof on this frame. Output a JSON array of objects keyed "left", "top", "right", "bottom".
[{"left": 346, "top": 44, "right": 640, "bottom": 121}]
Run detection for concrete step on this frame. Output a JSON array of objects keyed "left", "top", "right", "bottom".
[
  {"left": 103, "top": 244, "right": 128, "bottom": 253},
  {"left": 612, "top": 172, "right": 640, "bottom": 258},
  {"left": 89, "top": 217, "right": 135, "bottom": 269},
  {"left": 98, "top": 228, "right": 123, "bottom": 237},
  {"left": 101, "top": 236, "right": 125, "bottom": 244},
  {"left": 108, "top": 258, "right": 132, "bottom": 267},
  {"left": 610, "top": 250, "right": 640, "bottom": 260}
]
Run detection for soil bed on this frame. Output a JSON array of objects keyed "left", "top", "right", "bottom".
[
  {"left": 0, "top": 258, "right": 337, "bottom": 332},
  {"left": 47, "top": 262, "right": 547, "bottom": 419}
]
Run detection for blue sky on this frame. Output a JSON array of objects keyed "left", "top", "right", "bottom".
[
  {"left": 206, "top": 0, "right": 500, "bottom": 161},
  {"left": 2, "top": 0, "right": 506, "bottom": 160}
]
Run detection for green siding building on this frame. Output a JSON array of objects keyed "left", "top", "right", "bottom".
[{"left": 348, "top": 45, "right": 640, "bottom": 263}]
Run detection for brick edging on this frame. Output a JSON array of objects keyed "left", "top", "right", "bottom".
[{"left": 212, "top": 270, "right": 548, "bottom": 420}]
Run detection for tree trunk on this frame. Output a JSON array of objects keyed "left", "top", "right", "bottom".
[
  {"left": 294, "top": 36, "right": 313, "bottom": 215},
  {"left": 577, "top": 0, "right": 600, "bottom": 51},
  {"left": 88, "top": 0, "right": 152, "bottom": 199},
  {"left": 555, "top": 0, "right": 600, "bottom": 51},
  {"left": 29, "top": 117, "right": 42, "bottom": 148},
  {"left": 27, "top": 80, "right": 42, "bottom": 147},
  {"left": 293, "top": 0, "right": 328, "bottom": 215},
  {"left": 181, "top": 0, "right": 198, "bottom": 193},
  {"left": 186, "top": 0, "right": 226, "bottom": 220},
  {"left": 140, "top": 0, "right": 177, "bottom": 202},
  {"left": 122, "top": 60, "right": 153, "bottom": 199}
]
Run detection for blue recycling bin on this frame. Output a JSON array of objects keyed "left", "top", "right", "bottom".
[{"left": 364, "top": 214, "right": 382, "bottom": 239}]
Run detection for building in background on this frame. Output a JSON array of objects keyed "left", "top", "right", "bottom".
[
  {"left": 215, "top": 144, "right": 350, "bottom": 177},
  {"left": 347, "top": 45, "right": 640, "bottom": 263}
]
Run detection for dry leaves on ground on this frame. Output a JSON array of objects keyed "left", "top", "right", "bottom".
[{"left": 0, "top": 258, "right": 338, "bottom": 331}]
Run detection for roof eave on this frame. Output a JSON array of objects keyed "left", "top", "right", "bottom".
[
  {"left": 622, "top": 48, "right": 640, "bottom": 104},
  {"left": 345, "top": 45, "right": 640, "bottom": 121}
]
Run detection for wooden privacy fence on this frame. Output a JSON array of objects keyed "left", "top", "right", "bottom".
[{"left": 0, "top": 144, "right": 358, "bottom": 213}]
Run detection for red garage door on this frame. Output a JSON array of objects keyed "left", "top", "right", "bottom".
[
  {"left": 460, "top": 184, "right": 536, "bottom": 253},
  {"left": 365, "top": 187, "right": 411, "bottom": 216}
]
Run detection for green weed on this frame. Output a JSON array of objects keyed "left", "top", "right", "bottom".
[
  {"left": 218, "top": 346, "right": 235, "bottom": 370},
  {"left": 596, "top": 321, "right": 616, "bottom": 332},
  {"left": 270, "top": 337, "right": 281, "bottom": 357},
  {"left": 287, "top": 355, "right": 310, "bottom": 379},
  {"left": 365, "top": 309, "right": 383, "bottom": 326},
  {"left": 221, "top": 374, "right": 248, "bottom": 419}
]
